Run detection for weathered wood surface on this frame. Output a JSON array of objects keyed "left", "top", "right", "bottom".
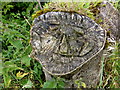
[
  {"left": 30, "top": 2, "right": 119, "bottom": 88},
  {"left": 98, "top": 1, "right": 119, "bottom": 41},
  {"left": 98, "top": 2, "right": 119, "bottom": 59},
  {"left": 30, "top": 12, "right": 106, "bottom": 88}
]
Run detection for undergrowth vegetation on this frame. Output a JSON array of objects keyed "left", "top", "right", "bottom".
[
  {"left": 1, "top": 2, "right": 44, "bottom": 88},
  {"left": 1, "top": 1, "right": 120, "bottom": 88}
]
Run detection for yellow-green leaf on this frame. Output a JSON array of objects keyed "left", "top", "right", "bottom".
[
  {"left": 81, "top": 82, "right": 86, "bottom": 88},
  {"left": 16, "top": 71, "right": 29, "bottom": 79}
]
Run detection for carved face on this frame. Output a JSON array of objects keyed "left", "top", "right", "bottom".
[{"left": 30, "top": 12, "right": 106, "bottom": 75}]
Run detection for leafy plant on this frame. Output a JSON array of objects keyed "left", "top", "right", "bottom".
[
  {"left": 43, "top": 77, "right": 65, "bottom": 88},
  {"left": 1, "top": 2, "right": 14, "bottom": 14},
  {"left": 74, "top": 78, "right": 86, "bottom": 88},
  {"left": 1, "top": 1, "right": 120, "bottom": 88},
  {"left": 112, "top": 0, "right": 120, "bottom": 11},
  {"left": 1, "top": 2, "right": 44, "bottom": 88}
]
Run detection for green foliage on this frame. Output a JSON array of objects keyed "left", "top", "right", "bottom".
[
  {"left": 43, "top": 77, "right": 65, "bottom": 88},
  {"left": 99, "top": 42, "right": 120, "bottom": 88},
  {"left": 112, "top": 0, "right": 120, "bottom": 11},
  {"left": 1, "top": 2, "right": 44, "bottom": 88},
  {"left": 74, "top": 78, "right": 86, "bottom": 88},
  {"left": 43, "top": 2, "right": 96, "bottom": 20},
  {"left": 1, "top": 2, "right": 14, "bottom": 14},
  {"left": 104, "top": 42, "right": 120, "bottom": 88},
  {"left": 1, "top": 1, "right": 120, "bottom": 88},
  {"left": 3, "top": 61, "right": 23, "bottom": 87},
  {"left": 42, "top": 1, "right": 106, "bottom": 23},
  {"left": 22, "top": 79, "right": 33, "bottom": 88}
]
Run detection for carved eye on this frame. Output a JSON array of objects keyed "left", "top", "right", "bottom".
[
  {"left": 40, "top": 34, "right": 57, "bottom": 54},
  {"left": 41, "top": 35, "right": 53, "bottom": 45}
]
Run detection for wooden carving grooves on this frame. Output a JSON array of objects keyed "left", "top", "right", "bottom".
[{"left": 30, "top": 11, "right": 106, "bottom": 75}]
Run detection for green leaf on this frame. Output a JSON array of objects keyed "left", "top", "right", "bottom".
[
  {"left": 20, "top": 78, "right": 28, "bottom": 86},
  {"left": 3, "top": 61, "right": 23, "bottom": 74},
  {"left": 21, "top": 55, "right": 31, "bottom": 66},
  {"left": 23, "top": 45, "right": 32, "bottom": 55},
  {"left": 56, "top": 77, "right": 65, "bottom": 88},
  {"left": 43, "top": 3, "right": 49, "bottom": 8},
  {"left": 57, "top": 80, "right": 65, "bottom": 88},
  {"left": 3, "top": 74, "right": 11, "bottom": 88},
  {"left": 15, "top": 34, "right": 26, "bottom": 39},
  {"left": 22, "top": 79, "right": 33, "bottom": 88},
  {"left": 6, "top": 5, "right": 14, "bottom": 8},
  {"left": 43, "top": 79, "right": 57, "bottom": 88},
  {"left": 9, "top": 40, "right": 23, "bottom": 49},
  {"left": 78, "top": 2, "right": 85, "bottom": 8},
  {"left": 10, "top": 30, "right": 20, "bottom": 34},
  {"left": 33, "top": 63, "right": 42, "bottom": 75},
  {"left": 83, "top": 3, "right": 90, "bottom": 8},
  {"left": 81, "top": 82, "right": 86, "bottom": 88}
]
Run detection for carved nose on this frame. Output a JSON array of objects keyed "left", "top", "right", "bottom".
[
  {"left": 59, "top": 34, "right": 80, "bottom": 55},
  {"left": 59, "top": 35, "right": 68, "bottom": 54}
]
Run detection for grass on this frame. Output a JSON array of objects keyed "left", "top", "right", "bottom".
[
  {"left": 102, "top": 42, "right": 120, "bottom": 88},
  {"left": 1, "top": 1, "right": 120, "bottom": 88},
  {"left": 98, "top": 42, "right": 120, "bottom": 88}
]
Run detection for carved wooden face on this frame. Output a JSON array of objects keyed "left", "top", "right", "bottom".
[{"left": 30, "top": 12, "right": 106, "bottom": 75}]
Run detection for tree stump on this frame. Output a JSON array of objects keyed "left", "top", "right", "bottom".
[
  {"left": 98, "top": 1, "right": 119, "bottom": 41},
  {"left": 30, "top": 11, "right": 106, "bottom": 88}
]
